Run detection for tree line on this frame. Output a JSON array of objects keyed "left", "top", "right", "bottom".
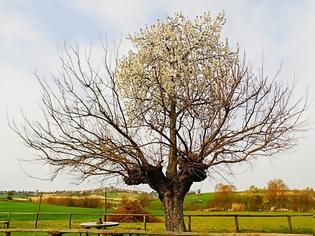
[
  {"left": 204, "top": 179, "right": 315, "bottom": 212},
  {"left": 24, "top": 179, "right": 314, "bottom": 213}
]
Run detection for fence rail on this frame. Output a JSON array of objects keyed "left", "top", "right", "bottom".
[{"left": 0, "top": 212, "right": 313, "bottom": 233}]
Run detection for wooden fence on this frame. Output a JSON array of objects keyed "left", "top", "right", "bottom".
[
  {"left": 0, "top": 212, "right": 313, "bottom": 233},
  {"left": 0, "top": 228, "right": 313, "bottom": 236}
]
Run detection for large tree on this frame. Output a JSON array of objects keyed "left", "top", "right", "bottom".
[{"left": 13, "top": 13, "right": 306, "bottom": 231}]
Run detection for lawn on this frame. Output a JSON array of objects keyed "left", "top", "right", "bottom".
[
  {"left": 0, "top": 200, "right": 104, "bottom": 221},
  {"left": 0, "top": 199, "right": 314, "bottom": 235},
  {"left": 147, "top": 192, "right": 214, "bottom": 211},
  {"left": 3, "top": 216, "right": 314, "bottom": 235}
]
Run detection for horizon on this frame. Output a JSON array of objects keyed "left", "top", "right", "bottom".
[{"left": 0, "top": 178, "right": 313, "bottom": 193}]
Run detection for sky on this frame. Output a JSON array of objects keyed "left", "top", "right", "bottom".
[{"left": 0, "top": 0, "right": 314, "bottom": 192}]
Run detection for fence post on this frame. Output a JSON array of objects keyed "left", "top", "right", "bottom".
[
  {"left": 234, "top": 215, "right": 240, "bottom": 232},
  {"left": 34, "top": 213, "right": 39, "bottom": 229},
  {"left": 287, "top": 216, "right": 292, "bottom": 233},
  {"left": 188, "top": 215, "right": 192, "bottom": 232},
  {"left": 143, "top": 215, "right": 147, "bottom": 230},
  {"left": 68, "top": 213, "right": 72, "bottom": 229},
  {"left": 7, "top": 213, "right": 11, "bottom": 227},
  {"left": 34, "top": 192, "right": 42, "bottom": 229}
]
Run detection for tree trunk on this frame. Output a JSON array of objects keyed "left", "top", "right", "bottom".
[{"left": 162, "top": 191, "right": 186, "bottom": 231}]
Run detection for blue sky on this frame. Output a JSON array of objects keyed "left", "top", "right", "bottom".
[{"left": 0, "top": 0, "right": 314, "bottom": 192}]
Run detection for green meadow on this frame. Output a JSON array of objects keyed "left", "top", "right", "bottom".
[
  {"left": 0, "top": 200, "right": 104, "bottom": 221},
  {"left": 0, "top": 198, "right": 314, "bottom": 235}
]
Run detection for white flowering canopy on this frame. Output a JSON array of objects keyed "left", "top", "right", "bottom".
[
  {"left": 116, "top": 12, "right": 303, "bottom": 168},
  {"left": 117, "top": 12, "right": 237, "bottom": 121}
]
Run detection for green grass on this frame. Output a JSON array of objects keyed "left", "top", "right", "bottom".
[
  {"left": 6, "top": 215, "right": 313, "bottom": 234},
  {"left": 0, "top": 194, "right": 29, "bottom": 199},
  {"left": 187, "top": 214, "right": 314, "bottom": 234},
  {"left": 106, "top": 191, "right": 140, "bottom": 199},
  {"left": 148, "top": 192, "right": 215, "bottom": 211},
  {"left": 184, "top": 192, "right": 214, "bottom": 209},
  {"left": 0, "top": 199, "right": 314, "bottom": 235},
  {"left": 0, "top": 200, "right": 104, "bottom": 221}
]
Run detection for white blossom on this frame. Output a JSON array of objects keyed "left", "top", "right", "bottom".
[{"left": 116, "top": 12, "right": 238, "bottom": 122}]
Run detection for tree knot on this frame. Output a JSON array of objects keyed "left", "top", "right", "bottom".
[{"left": 179, "top": 158, "right": 207, "bottom": 182}]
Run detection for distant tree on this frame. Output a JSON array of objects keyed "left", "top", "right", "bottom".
[
  {"left": 266, "top": 179, "right": 288, "bottom": 208},
  {"left": 290, "top": 188, "right": 315, "bottom": 212},
  {"left": 242, "top": 185, "right": 264, "bottom": 211},
  {"left": 137, "top": 193, "right": 154, "bottom": 209},
  {"left": 12, "top": 12, "right": 306, "bottom": 231},
  {"left": 209, "top": 183, "right": 236, "bottom": 210},
  {"left": 215, "top": 183, "right": 237, "bottom": 193},
  {"left": 244, "top": 192, "right": 263, "bottom": 211},
  {"left": 6, "top": 191, "right": 14, "bottom": 200},
  {"left": 248, "top": 185, "right": 259, "bottom": 192}
]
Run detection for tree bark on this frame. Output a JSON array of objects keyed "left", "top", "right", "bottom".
[{"left": 161, "top": 190, "right": 186, "bottom": 232}]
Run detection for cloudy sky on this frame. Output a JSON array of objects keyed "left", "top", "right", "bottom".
[{"left": 0, "top": 0, "right": 314, "bottom": 192}]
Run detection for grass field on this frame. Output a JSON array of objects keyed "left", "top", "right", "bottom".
[
  {"left": 0, "top": 198, "right": 314, "bottom": 235},
  {"left": 145, "top": 192, "right": 215, "bottom": 212},
  {"left": 1, "top": 215, "right": 314, "bottom": 235},
  {"left": 0, "top": 200, "right": 104, "bottom": 221}
]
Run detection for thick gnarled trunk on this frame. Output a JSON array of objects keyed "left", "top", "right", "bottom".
[
  {"left": 124, "top": 162, "right": 199, "bottom": 231},
  {"left": 161, "top": 190, "right": 186, "bottom": 231}
]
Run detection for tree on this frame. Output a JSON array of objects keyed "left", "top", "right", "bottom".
[
  {"left": 210, "top": 183, "right": 236, "bottom": 210},
  {"left": 266, "top": 179, "right": 288, "bottom": 209},
  {"left": 12, "top": 12, "right": 306, "bottom": 231},
  {"left": 6, "top": 191, "right": 14, "bottom": 200},
  {"left": 290, "top": 188, "right": 315, "bottom": 212},
  {"left": 137, "top": 192, "right": 154, "bottom": 209},
  {"left": 244, "top": 185, "right": 263, "bottom": 211}
]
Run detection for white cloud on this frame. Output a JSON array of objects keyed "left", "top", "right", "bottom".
[
  {"left": 0, "top": 4, "right": 41, "bottom": 43},
  {"left": 72, "top": 0, "right": 156, "bottom": 35},
  {"left": 0, "top": 2, "right": 59, "bottom": 191}
]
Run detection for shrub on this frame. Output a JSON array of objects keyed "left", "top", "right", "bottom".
[
  {"left": 108, "top": 196, "right": 160, "bottom": 223},
  {"left": 39, "top": 196, "right": 109, "bottom": 209}
]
